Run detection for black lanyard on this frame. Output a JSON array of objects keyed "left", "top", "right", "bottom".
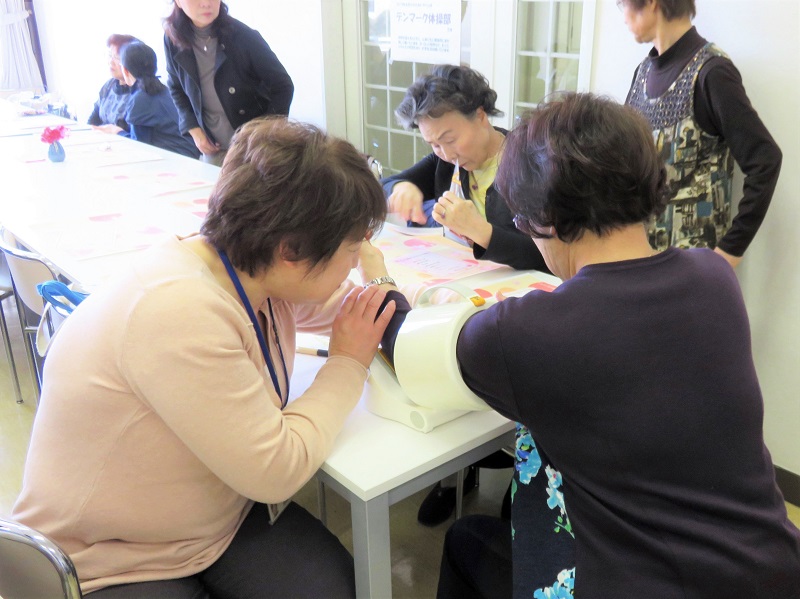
[{"left": 217, "top": 248, "right": 289, "bottom": 408}]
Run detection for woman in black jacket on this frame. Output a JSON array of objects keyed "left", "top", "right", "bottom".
[
  {"left": 163, "top": 0, "right": 294, "bottom": 164},
  {"left": 384, "top": 65, "right": 548, "bottom": 528},
  {"left": 383, "top": 64, "right": 547, "bottom": 272}
]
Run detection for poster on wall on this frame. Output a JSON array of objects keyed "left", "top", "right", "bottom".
[{"left": 390, "top": 0, "right": 461, "bottom": 64}]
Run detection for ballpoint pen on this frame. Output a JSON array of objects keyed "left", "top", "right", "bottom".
[
  {"left": 444, "top": 158, "right": 465, "bottom": 236},
  {"left": 296, "top": 347, "right": 329, "bottom": 358},
  {"left": 449, "top": 158, "right": 465, "bottom": 199}
]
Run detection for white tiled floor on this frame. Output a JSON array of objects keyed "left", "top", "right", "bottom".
[{"left": 2, "top": 292, "right": 800, "bottom": 598}]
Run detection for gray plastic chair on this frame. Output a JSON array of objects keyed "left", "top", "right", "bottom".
[
  {"left": 0, "top": 516, "right": 82, "bottom": 599},
  {"left": 0, "top": 254, "right": 23, "bottom": 403},
  {"left": 366, "top": 155, "right": 383, "bottom": 180},
  {"left": 0, "top": 227, "right": 61, "bottom": 400}
]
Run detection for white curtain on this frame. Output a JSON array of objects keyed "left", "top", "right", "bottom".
[{"left": 0, "top": 0, "right": 44, "bottom": 91}]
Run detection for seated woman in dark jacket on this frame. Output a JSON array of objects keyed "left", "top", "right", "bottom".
[
  {"left": 119, "top": 41, "right": 199, "bottom": 159},
  {"left": 382, "top": 64, "right": 547, "bottom": 273},
  {"left": 88, "top": 33, "right": 137, "bottom": 134},
  {"left": 384, "top": 64, "right": 547, "bottom": 527}
]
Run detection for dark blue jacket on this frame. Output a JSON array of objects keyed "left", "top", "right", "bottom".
[
  {"left": 123, "top": 86, "right": 200, "bottom": 159},
  {"left": 164, "top": 18, "right": 294, "bottom": 140},
  {"left": 87, "top": 78, "right": 132, "bottom": 132}
]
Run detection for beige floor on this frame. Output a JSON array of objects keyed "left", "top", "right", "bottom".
[{"left": 2, "top": 294, "right": 800, "bottom": 598}]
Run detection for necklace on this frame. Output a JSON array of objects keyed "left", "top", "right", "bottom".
[
  {"left": 469, "top": 153, "right": 500, "bottom": 192},
  {"left": 199, "top": 35, "right": 211, "bottom": 52},
  {"left": 216, "top": 248, "right": 290, "bottom": 407}
]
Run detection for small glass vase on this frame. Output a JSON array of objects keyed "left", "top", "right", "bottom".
[{"left": 47, "top": 140, "right": 65, "bottom": 162}]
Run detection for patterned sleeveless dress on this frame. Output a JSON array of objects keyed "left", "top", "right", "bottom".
[{"left": 627, "top": 43, "right": 735, "bottom": 251}]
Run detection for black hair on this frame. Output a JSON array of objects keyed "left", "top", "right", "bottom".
[
  {"left": 394, "top": 64, "right": 503, "bottom": 130},
  {"left": 120, "top": 41, "right": 166, "bottom": 96},
  {"left": 163, "top": 1, "right": 234, "bottom": 50},
  {"left": 622, "top": 0, "right": 695, "bottom": 20}
]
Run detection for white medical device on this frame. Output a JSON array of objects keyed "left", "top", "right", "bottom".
[{"left": 366, "top": 284, "right": 494, "bottom": 432}]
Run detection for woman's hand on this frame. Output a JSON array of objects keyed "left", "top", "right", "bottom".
[
  {"left": 188, "top": 127, "right": 221, "bottom": 155},
  {"left": 387, "top": 181, "right": 426, "bottom": 225},
  {"left": 714, "top": 246, "right": 742, "bottom": 269},
  {"left": 92, "top": 124, "right": 123, "bottom": 135},
  {"left": 329, "top": 285, "right": 396, "bottom": 368},
  {"left": 432, "top": 191, "right": 493, "bottom": 248}
]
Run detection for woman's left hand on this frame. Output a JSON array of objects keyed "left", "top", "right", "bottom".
[
  {"left": 92, "top": 124, "right": 124, "bottom": 135},
  {"left": 432, "top": 191, "right": 493, "bottom": 248},
  {"left": 357, "top": 240, "right": 395, "bottom": 288}
]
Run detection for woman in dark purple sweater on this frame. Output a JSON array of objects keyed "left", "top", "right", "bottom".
[{"left": 441, "top": 93, "right": 800, "bottom": 597}]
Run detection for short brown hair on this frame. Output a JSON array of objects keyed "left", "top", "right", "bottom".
[
  {"left": 201, "top": 118, "right": 386, "bottom": 276},
  {"left": 623, "top": 0, "right": 695, "bottom": 20},
  {"left": 495, "top": 93, "right": 667, "bottom": 243},
  {"left": 106, "top": 34, "right": 138, "bottom": 52}
]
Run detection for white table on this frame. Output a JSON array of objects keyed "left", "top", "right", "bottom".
[
  {"left": 0, "top": 107, "right": 556, "bottom": 598},
  {"left": 0, "top": 117, "right": 220, "bottom": 290},
  {"left": 289, "top": 354, "right": 515, "bottom": 599}
]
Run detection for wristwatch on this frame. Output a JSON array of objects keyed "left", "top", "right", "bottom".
[{"left": 366, "top": 275, "right": 397, "bottom": 287}]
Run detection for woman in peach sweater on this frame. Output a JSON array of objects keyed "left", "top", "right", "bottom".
[{"left": 12, "top": 117, "right": 409, "bottom": 598}]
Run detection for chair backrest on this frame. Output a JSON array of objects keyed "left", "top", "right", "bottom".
[
  {"left": 0, "top": 516, "right": 82, "bottom": 599},
  {"left": 0, "top": 227, "right": 59, "bottom": 317},
  {"left": 1, "top": 252, "right": 14, "bottom": 293},
  {"left": 364, "top": 154, "right": 383, "bottom": 180}
]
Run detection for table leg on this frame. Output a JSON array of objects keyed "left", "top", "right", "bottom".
[
  {"left": 455, "top": 467, "right": 464, "bottom": 519},
  {"left": 351, "top": 493, "right": 392, "bottom": 599},
  {"left": 316, "top": 478, "right": 328, "bottom": 526}
]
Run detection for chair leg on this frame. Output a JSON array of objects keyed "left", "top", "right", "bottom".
[
  {"left": 21, "top": 326, "right": 42, "bottom": 401},
  {"left": 11, "top": 293, "right": 41, "bottom": 401},
  {"left": 0, "top": 301, "right": 24, "bottom": 403}
]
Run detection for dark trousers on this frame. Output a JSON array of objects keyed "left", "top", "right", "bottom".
[
  {"left": 436, "top": 515, "right": 512, "bottom": 599},
  {"left": 89, "top": 502, "right": 355, "bottom": 599}
]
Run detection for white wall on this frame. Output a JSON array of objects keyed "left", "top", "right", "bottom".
[
  {"left": 33, "top": 0, "right": 326, "bottom": 126},
  {"left": 30, "top": 0, "right": 800, "bottom": 476},
  {"left": 592, "top": 0, "right": 800, "bottom": 476}
]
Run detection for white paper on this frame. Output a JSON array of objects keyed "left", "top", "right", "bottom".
[{"left": 390, "top": 0, "right": 461, "bottom": 64}]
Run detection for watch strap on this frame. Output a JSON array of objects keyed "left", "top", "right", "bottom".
[{"left": 366, "top": 275, "right": 397, "bottom": 287}]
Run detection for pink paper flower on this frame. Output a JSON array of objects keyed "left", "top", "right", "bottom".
[{"left": 41, "top": 125, "right": 69, "bottom": 144}]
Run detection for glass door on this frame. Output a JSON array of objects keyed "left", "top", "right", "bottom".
[
  {"left": 513, "top": 0, "right": 595, "bottom": 120},
  {"left": 357, "top": 0, "right": 470, "bottom": 176},
  {"left": 335, "top": 0, "right": 595, "bottom": 175}
]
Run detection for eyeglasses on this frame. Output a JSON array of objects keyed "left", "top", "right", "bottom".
[
  {"left": 513, "top": 214, "right": 533, "bottom": 235},
  {"left": 513, "top": 214, "right": 553, "bottom": 239},
  {"left": 616, "top": 0, "right": 627, "bottom": 11}
]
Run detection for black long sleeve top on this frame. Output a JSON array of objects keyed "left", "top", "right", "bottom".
[{"left": 381, "top": 132, "right": 549, "bottom": 272}]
